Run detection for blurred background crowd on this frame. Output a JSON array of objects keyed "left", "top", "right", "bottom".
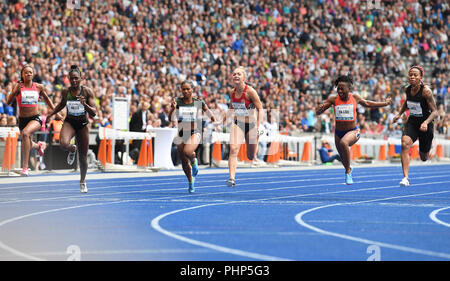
[{"left": 0, "top": 0, "right": 448, "bottom": 150}]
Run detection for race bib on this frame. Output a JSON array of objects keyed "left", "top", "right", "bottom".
[
  {"left": 21, "top": 90, "right": 39, "bottom": 105},
  {"left": 335, "top": 104, "right": 354, "bottom": 121},
  {"left": 407, "top": 101, "right": 423, "bottom": 117},
  {"left": 232, "top": 102, "right": 249, "bottom": 116},
  {"left": 67, "top": 100, "right": 85, "bottom": 116},
  {"left": 179, "top": 106, "right": 197, "bottom": 122}
]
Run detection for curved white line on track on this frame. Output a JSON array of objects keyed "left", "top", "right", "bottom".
[
  {"left": 150, "top": 204, "right": 291, "bottom": 261},
  {"left": 429, "top": 206, "right": 450, "bottom": 228},
  {"left": 1, "top": 175, "right": 450, "bottom": 260},
  {"left": 295, "top": 188, "right": 450, "bottom": 260}
]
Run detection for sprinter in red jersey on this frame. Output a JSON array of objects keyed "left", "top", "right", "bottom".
[
  {"left": 6, "top": 64, "right": 60, "bottom": 176},
  {"left": 315, "top": 75, "right": 392, "bottom": 185}
]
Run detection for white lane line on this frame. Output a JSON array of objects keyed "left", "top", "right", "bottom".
[
  {"left": 150, "top": 205, "right": 292, "bottom": 261},
  {"left": 2, "top": 170, "right": 449, "bottom": 205},
  {"left": 429, "top": 206, "right": 450, "bottom": 228},
  {"left": 294, "top": 186, "right": 450, "bottom": 260}
]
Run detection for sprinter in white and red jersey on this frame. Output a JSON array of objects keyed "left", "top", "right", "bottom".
[
  {"left": 226, "top": 66, "right": 263, "bottom": 187},
  {"left": 6, "top": 64, "right": 59, "bottom": 176},
  {"left": 315, "top": 75, "right": 392, "bottom": 185}
]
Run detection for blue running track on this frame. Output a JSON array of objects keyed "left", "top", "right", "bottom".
[{"left": 0, "top": 164, "right": 449, "bottom": 261}]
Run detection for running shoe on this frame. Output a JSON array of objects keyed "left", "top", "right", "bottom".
[
  {"left": 191, "top": 158, "right": 199, "bottom": 177},
  {"left": 226, "top": 178, "right": 236, "bottom": 187},
  {"left": 37, "top": 141, "right": 46, "bottom": 157},
  {"left": 80, "top": 182, "right": 88, "bottom": 193},
  {"left": 20, "top": 167, "right": 29, "bottom": 177},
  {"left": 345, "top": 173, "right": 353, "bottom": 185},
  {"left": 67, "top": 145, "right": 77, "bottom": 165},
  {"left": 188, "top": 179, "right": 195, "bottom": 193},
  {"left": 399, "top": 177, "right": 410, "bottom": 187}
]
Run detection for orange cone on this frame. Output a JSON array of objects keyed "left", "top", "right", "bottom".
[
  {"left": 147, "top": 138, "right": 153, "bottom": 166},
  {"left": 301, "top": 141, "right": 312, "bottom": 162},
  {"left": 106, "top": 139, "right": 112, "bottom": 163},
  {"left": 137, "top": 138, "right": 148, "bottom": 167},
  {"left": 378, "top": 144, "right": 386, "bottom": 161},
  {"left": 388, "top": 144, "right": 395, "bottom": 158},
  {"left": 97, "top": 139, "right": 107, "bottom": 166},
  {"left": 10, "top": 132, "right": 18, "bottom": 166},
  {"left": 435, "top": 144, "right": 443, "bottom": 159},
  {"left": 266, "top": 141, "right": 280, "bottom": 163},
  {"left": 2, "top": 135, "right": 11, "bottom": 170},
  {"left": 212, "top": 141, "right": 222, "bottom": 162},
  {"left": 410, "top": 145, "right": 419, "bottom": 159}
]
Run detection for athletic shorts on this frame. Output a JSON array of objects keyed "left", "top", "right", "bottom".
[
  {"left": 335, "top": 126, "right": 360, "bottom": 140},
  {"left": 403, "top": 120, "right": 434, "bottom": 153},
  {"left": 65, "top": 116, "right": 88, "bottom": 131},
  {"left": 234, "top": 119, "right": 256, "bottom": 135},
  {"left": 176, "top": 128, "right": 202, "bottom": 144},
  {"left": 19, "top": 114, "right": 42, "bottom": 131}
]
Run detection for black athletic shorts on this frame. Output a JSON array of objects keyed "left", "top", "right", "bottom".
[
  {"left": 19, "top": 114, "right": 42, "bottom": 131},
  {"left": 403, "top": 119, "right": 434, "bottom": 153},
  {"left": 234, "top": 119, "right": 256, "bottom": 135},
  {"left": 65, "top": 116, "right": 88, "bottom": 131}
]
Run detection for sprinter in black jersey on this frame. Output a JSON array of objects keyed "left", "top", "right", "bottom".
[
  {"left": 47, "top": 65, "right": 97, "bottom": 193},
  {"left": 393, "top": 66, "right": 438, "bottom": 187}
]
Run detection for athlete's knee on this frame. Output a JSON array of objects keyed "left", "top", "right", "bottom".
[
  {"left": 401, "top": 139, "right": 412, "bottom": 149},
  {"left": 229, "top": 146, "right": 240, "bottom": 156}
]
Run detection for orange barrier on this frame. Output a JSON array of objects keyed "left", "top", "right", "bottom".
[
  {"left": 436, "top": 144, "right": 443, "bottom": 159},
  {"left": 301, "top": 141, "right": 312, "bottom": 162},
  {"left": 212, "top": 141, "right": 222, "bottom": 162},
  {"left": 350, "top": 144, "right": 362, "bottom": 160},
  {"left": 378, "top": 144, "right": 386, "bottom": 161}
]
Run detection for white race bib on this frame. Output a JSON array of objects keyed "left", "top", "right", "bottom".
[
  {"left": 21, "top": 90, "right": 39, "bottom": 105},
  {"left": 407, "top": 101, "right": 423, "bottom": 117},
  {"left": 179, "top": 106, "right": 197, "bottom": 122},
  {"left": 67, "top": 100, "right": 85, "bottom": 116},
  {"left": 232, "top": 102, "right": 249, "bottom": 116},
  {"left": 335, "top": 104, "right": 354, "bottom": 121}
]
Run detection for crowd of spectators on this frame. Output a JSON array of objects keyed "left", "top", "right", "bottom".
[{"left": 0, "top": 0, "right": 448, "bottom": 142}]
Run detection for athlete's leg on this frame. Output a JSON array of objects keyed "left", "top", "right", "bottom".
[
  {"left": 59, "top": 122, "right": 77, "bottom": 153},
  {"left": 245, "top": 124, "right": 258, "bottom": 161},
  {"left": 20, "top": 120, "right": 42, "bottom": 171},
  {"left": 184, "top": 133, "right": 201, "bottom": 177},
  {"left": 228, "top": 123, "right": 245, "bottom": 182},
  {"left": 334, "top": 130, "right": 359, "bottom": 174},
  {"left": 75, "top": 126, "right": 89, "bottom": 184},
  {"left": 400, "top": 135, "right": 414, "bottom": 179}
]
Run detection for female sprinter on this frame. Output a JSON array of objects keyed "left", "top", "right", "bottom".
[
  {"left": 392, "top": 66, "right": 437, "bottom": 187},
  {"left": 47, "top": 65, "right": 97, "bottom": 193},
  {"left": 315, "top": 75, "right": 392, "bottom": 184},
  {"left": 227, "top": 67, "right": 264, "bottom": 187},
  {"left": 6, "top": 64, "right": 59, "bottom": 176},
  {"left": 168, "top": 80, "right": 216, "bottom": 193}
]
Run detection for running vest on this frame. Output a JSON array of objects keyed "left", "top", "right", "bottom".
[
  {"left": 231, "top": 84, "right": 254, "bottom": 116},
  {"left": 66, "top": 86, "right": 87, "bottom": 117},
  {"left": 334, "top": 93, "right": 357, "bottom": 122},
  {"left": 16, "top": 83, "right": 39, "bottom": 108},
  {"left": 176, "top": 98, "right": 205, "bottom": 123},
  {"left": 405, "top": 84, "right": 430, "bottom": 121}
]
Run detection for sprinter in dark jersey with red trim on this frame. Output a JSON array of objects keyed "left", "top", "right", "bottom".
[
  {"left": 227, "top": 66, "right": 263, "bottom": 187},
  {"left": 393, "top": 66, "right": 438, "bottom": 187},
  {"left": 316, "top": 75, "right": 392, "bottom": 184},
  {"left": 6, "top": 64, "right": 59, "bottom": 176},
  {"left": 47, "top": 65, "right": 97, "bottom": 193}
]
